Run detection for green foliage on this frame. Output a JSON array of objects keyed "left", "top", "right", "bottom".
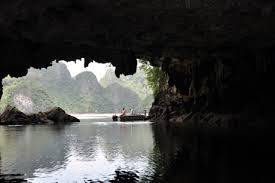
[
  {"left": 139, "top": 62, "right": 165, "bottom": 96},
  {"left": 0, "top": 75, "right": 55, "bottom": 113}
]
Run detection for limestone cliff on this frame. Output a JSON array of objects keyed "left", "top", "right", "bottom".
[
  {"left": 74, "top": 71, "right": 114, "bottom": 113},
  {"left": 0, "top": 75, "right": 55, "bottom": 114}
]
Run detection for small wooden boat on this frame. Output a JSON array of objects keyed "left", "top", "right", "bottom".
[{"left": 112, "top": 114, "right": 149, "bottom": 122}]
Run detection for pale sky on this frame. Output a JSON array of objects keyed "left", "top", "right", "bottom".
[{"left": 61, "top": 58, "right": 114, "bottom": 81}]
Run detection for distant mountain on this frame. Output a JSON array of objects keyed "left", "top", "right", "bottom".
[
  {"left": 100, "top": 68, "right": 152, "bottom": 100},
  {"left": 26, "top": 62, "right": 87, "bottom": 113},
  {"left": 0, "top": 61, "right": 153, "bottom": 114},
  {"left": 100, "top": 68, "right": 153, "bottom": 112},
  {"left": 104, "top": 83, "right": 140, "bottom": 112},
  {"left": 74, "top": 71, "right": 114, "bottom": 113}
]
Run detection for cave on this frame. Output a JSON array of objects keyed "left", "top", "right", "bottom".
[
  {"left": 1, "top": 1, "right": 275, "bottom": 182},
  {"left": 1, "top": 0, "right": 274, "bottom": 128}
]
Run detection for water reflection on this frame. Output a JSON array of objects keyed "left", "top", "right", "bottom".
[
  {"left": 0, "top": 120, "right": 154, "bottom": 182},
  {"left": 1, "top": 118, "right": 274, "bottom": 183},
  {"left": 151, "top": 124, "right": 275, "bottom": 183},
  {"left": 0, "top": 125, "right": 69, "bottom": 177}
]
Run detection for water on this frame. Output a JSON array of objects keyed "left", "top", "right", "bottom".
[
  {"left": 1, "top": 115, "right": 275, "bottom": 183},
  {"left": 0, "top": 115, "right": 156, "bottom": 182}
]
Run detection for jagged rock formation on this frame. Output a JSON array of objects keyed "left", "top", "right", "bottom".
[
  {"left": 0, "top": 106, "right": 80, "bottom": 125},
  {"left": 0, "top": 1, "right": 275, "bottom": 127}
]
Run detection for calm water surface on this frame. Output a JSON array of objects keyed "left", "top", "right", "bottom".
[
  {"left": 0, "top": 115, "right": 159, "bottom": 182},
  {"left": 1, "top": 114, "right": 275, "bottom": 183}
]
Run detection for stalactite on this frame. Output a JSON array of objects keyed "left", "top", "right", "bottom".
[{"left": 185, "top": 0, "right": 191, "bottom": 9}]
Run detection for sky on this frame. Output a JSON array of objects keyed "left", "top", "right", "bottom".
[{"left": 61, "top": 58, "right": 114, "bottom": 81}]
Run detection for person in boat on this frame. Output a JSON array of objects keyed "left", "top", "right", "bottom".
[{"left": 120, "top": 108, "right": 127, "bottom": 117}]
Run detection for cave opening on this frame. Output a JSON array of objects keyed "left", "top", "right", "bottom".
[{"left": 0, "top": 58, "right": 154, "bottom": 116}]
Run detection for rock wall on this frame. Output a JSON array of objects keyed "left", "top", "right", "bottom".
[{"left": 150, "top": 50, "right": 275, "bottom": 128}]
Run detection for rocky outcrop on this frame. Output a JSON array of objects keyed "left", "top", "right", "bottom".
[
  {"left": 0, "top": 106, "right": 80, "bottom": 125},
  {"left": 0, "top": 106, "right": 30, "bottom": 125},
  {"left": 43, "top": 107, "right": 80, "bottom": 123}
]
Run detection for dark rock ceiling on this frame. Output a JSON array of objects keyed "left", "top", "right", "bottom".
[{"left": 0, "top": 0, "right": 275, "bottom": 87}]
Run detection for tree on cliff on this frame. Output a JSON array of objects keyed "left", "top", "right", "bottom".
[{"left": 139, "top": 63, "right": 165, "bottom": 96}]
